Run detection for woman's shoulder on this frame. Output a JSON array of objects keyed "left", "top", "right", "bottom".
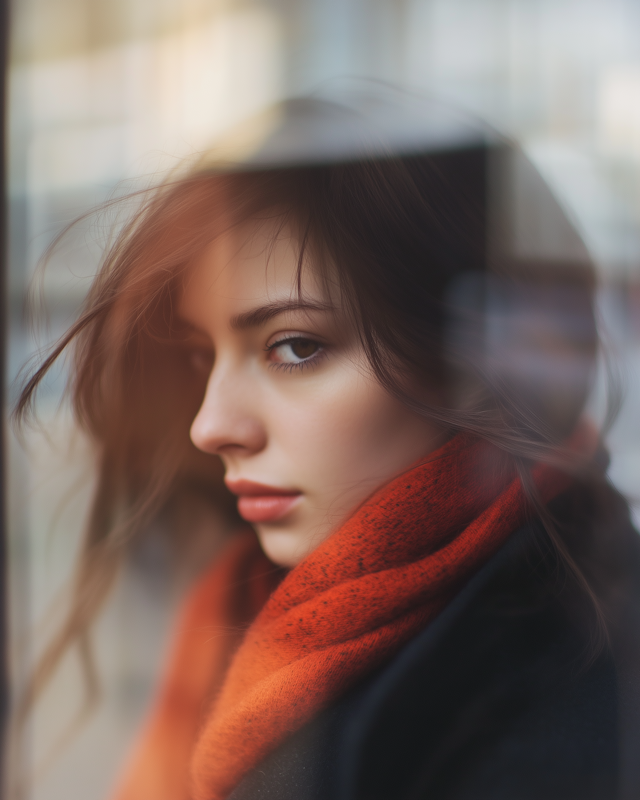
[
  {"left": 229, "top": 481, "right": 640, "bottom": 800},
  {"left": 342, "top": 482, "right": 638, "bottom": 800}
]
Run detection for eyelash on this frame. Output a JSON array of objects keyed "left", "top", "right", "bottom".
[{"left": 265, "top": 336, "right": 326, "bottom": 373}]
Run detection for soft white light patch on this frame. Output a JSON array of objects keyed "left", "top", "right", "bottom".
[
  {"left": 19, "top": 6, "right": 284, "bottom": 194},
  {"left": 598, "top": 64, "right": 640, "bottom": 159}
]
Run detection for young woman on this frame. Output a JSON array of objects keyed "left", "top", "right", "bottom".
[{"left": 19, "top": 91, "right": 640, "bottom": 800}]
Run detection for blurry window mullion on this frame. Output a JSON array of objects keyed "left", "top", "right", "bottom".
[{"left": 0, "top": 0, "right": 9, "bottom": 791}]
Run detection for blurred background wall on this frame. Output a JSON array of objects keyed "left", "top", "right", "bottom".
[{"left": 7, "top": 0, "right": 640, "bottom": 798}]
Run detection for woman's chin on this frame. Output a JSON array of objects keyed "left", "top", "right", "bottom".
[
  {"left": 254, "top": 526, "right": 311, "bottom": 568},
  {"left": 255, "top": 520, "right": 338, "bottom": 568}
]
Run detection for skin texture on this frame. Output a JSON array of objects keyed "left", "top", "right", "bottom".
[{"left": 178, "top": 218, "right": 444, "bottom": 567}]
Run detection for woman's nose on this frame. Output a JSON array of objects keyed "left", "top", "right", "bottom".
[{"left": 190, "top": 369, "right": 267, "bottom": 457}]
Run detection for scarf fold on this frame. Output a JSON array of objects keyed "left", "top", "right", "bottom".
[{"left": 113, "top": 432, "right": 582, "bottom": 800}]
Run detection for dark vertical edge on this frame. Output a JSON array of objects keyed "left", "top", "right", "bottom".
[{"left": 0, "top": 0, "right": 9, "bottom": 792}]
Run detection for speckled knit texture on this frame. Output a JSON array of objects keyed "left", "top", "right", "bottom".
[{"left": 113, "top": 432, "right": 581, "bottom": 800}]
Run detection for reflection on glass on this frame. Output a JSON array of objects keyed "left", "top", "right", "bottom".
[{"left": 7, "top": 4, "right": 640, "bottom": 800}]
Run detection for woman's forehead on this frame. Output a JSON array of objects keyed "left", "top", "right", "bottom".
[{"left": 178, "top": 218, "right": 337, "bottom": 327}]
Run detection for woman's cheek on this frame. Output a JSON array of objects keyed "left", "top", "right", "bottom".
[{"left": 289, "top": 375, "right": 394, "bottom": 488}]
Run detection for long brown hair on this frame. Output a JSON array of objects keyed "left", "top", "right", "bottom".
[{"left": 16, "top": 137, "right": 606, "bottom": 715}]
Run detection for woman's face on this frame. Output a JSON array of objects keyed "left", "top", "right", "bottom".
[{"left": 178, "top": 217, "right": 443, "bottom": 567}]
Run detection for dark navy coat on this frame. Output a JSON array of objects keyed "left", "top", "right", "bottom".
[{"left": 229, "top": 479, "right": 640, "bottom": 800}]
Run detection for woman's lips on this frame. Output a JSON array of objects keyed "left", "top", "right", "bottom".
[
  {"left": 237, "top": 495, "right": 301, "bottom": 523},
  {"left": 226, "top": 480, "right": 302, "bottom": 523}
]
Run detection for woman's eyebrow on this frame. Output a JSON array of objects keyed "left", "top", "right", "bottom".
[{"left": 230, "top": 300, "right": 334, "bottom": 330}]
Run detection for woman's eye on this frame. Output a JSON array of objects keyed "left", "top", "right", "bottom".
[{"left": 269, "top": 337, "right": 322, "bottom": 365}]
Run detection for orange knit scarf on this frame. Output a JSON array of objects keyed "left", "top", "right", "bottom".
[{"left": 113, "top": 433, "right": 580, "bottom": 800}]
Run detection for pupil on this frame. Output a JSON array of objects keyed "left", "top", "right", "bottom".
[{"left": 292, "top": 339, "right": 317, "bottom": 359}]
